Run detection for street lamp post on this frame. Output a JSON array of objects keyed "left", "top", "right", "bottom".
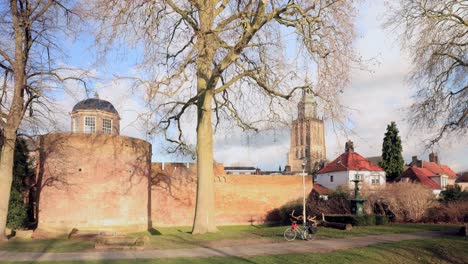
[{"left": 302, "top": 159, "right": 307, "bottom": 226}]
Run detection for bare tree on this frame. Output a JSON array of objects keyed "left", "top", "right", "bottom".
[
  {"left": 385, "top": 0, "right": 467, "bottom": 145},
  {"left": 0, "top": 0, "right": 86, "bottom": 240},
  {"left": 91, "top": 0, "right": 359, "bottom": 234}
]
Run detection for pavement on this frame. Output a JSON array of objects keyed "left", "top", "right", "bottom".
[{"left": 0, "top": 231, "right": 447, "bottom": 262}]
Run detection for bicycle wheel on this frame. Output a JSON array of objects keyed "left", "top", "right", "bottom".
[
  {"left": 304, "top": 230, "right": 316, "bottom": 240},
  {"left": 284, "top": 227, "right": 296, "bottom": 241}
]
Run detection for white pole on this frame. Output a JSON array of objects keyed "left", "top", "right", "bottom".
[{"left": 302, "top": 162, "right": 306, "bottom": 226}]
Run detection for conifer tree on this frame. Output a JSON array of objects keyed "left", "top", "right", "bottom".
[
  {"left": 7, "top": 138, "right": 31, "bottom": 230},
  {"left": 380, "top": 122, "right": 404, "bottom": 182}
]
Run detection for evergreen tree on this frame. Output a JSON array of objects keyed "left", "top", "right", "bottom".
[
  {"left": 379, "top": 122, "right": 404, "bottom": 182},
  {"left": 6, "top": 138, "right": 31, "bottom": 230}
]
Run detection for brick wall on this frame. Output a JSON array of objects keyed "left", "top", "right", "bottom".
[{"left": 151, "top": 162, "right": 312, "bottom": 226}]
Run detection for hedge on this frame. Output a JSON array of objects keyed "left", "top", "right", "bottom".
[{"left": 324, "top": 214, "right": 389, "bottom": 226}]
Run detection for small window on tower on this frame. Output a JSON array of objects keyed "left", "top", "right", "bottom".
[
  {"left": 72, "top": 117, "right": 79, "bottom": 132},
  {"left": 84, "top": 116, "right": 96, "bottom": 133},
  {"left": 103, "top": 118, "right": 112, "bottom": 134}
]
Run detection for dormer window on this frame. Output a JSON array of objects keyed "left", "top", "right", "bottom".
[
  {"left": 84, "top": 116, "right": 96, "bottom": 133},
  {"left": 103, "top": 118, "right": 112, "bottom": 134}
]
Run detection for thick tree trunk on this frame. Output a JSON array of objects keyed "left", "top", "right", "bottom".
[
  {"left": 0, "top": 131, "right": 16, "bottom": 240},
  {"left": 191, "top": 0, "right": 217, "bottom": 235},
  {"left": 192, "top": 90, "right": 218, "bottom": 234}
]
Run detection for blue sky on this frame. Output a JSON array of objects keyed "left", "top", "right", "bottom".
[{"left": 55, "top": 1, "right": 467, "bottom": 172}]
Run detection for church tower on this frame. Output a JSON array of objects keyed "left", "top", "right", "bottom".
[{"left": 287, "top": 90, "right": 326, "bottom": 173}]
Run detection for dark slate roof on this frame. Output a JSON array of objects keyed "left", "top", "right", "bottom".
[{"left": 72, "top": 98, "right": 119, "bottom": 115}]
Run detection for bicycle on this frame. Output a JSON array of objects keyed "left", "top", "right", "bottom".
[{"left": 283, "top": 210, "right": 318, "bottom": 241}]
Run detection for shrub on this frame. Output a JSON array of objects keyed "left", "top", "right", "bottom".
[
  {"left": 7, "top": 189, "right": 28, "bottom": 229},
  {"left": 308, "top": 186, "right": 351, "bottom": 216},
  {"left": 440, "top": 185, "right": 468, "bottom": 202},
  {"left": 424, "top": 201, "right": 468, "bottom": 223},
  {"left": 375, "top": 215, "right": 389, "bottom": 225},
  {"left": 278, "top": 199, "right": 304, "bottom": 225},
  {"left": 361, "top": 182, "right": 434, "bottom": 222},
  {"left": 324, "top": 214, "right": 380, "bottom": 226}
]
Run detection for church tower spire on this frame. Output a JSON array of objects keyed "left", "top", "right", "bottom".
[
  {"left": 286, "top": 88, "right": 326, "bottom": 174},
  {"left": 297, "top": 89, "right": 318, "bottom": 120}
]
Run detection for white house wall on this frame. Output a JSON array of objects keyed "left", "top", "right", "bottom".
[
  {"left": 315, "top": 171, "right": 349, "bottom": 190},
  {"left": 316, "top": 170, "right": 386, "bottom": 191},
  {"left": 348, "top": 170, "right": 386, "bottom": 189}
]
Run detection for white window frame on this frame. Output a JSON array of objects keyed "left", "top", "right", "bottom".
[
  {"left": 370, "top": 174, "right": 380, "bottom": 185},
  {"left": 72, "top": 117, "right": 79, "bottom": 132},
  {"left": 102, "top": 118, "right": 112, "bottom": 134},
  {"left": 84, "top": 116, "right": 96, "bottom": 133}
]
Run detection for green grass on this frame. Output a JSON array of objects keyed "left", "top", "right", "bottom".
[
  {"left": 1, "top": 236, "right": 466, "bottom": 264},
  {"left": 0, "top": 238, "right": 94, "bottom": 253},
  {"left": 133, "top": 223, "right": 458, "bottom": 250},
  {"left": 0, "top": 223, "right": 459, "bottom": 252}
]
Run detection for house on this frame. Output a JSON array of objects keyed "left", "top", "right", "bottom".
[
  {"left": 224, "top": 166, "right": 259, "bottom": 175},
  {"left": 455, "top": 173, "right": 468, "bottom": 191},
  {"left": 312, "top": 183, "right": 331, "bottom": 200},
  {"left": 399, "top": 153, "right": 459, "bottom": 194},
  {"left": 315, "top": 140, "right": 386, "bottom": 190},
  {"left": 399, "top": 167, "right": 443, "bottom": 195}
]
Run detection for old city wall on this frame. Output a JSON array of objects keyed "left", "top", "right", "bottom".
[
  {"left": 151, "top": 163, "right": 312, "bottom": 226},
  {"left": 36, "top": 133, "right": 151, "bottom": 233}
]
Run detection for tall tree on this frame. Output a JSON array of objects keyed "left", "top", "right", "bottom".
[
  {"left": 92, "top": 0, "right": 360, "bottom": 234},
  {"left": 385, "top": 0, "right": 467, "bottom": 145},
  {"left": 0, "top": 0, "right": 85, "bottom": 240},
  {"left": 380, "top": 122, "right": 404, "bottom": 182}
]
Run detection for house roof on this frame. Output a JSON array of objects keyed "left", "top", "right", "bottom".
[
  {"left": 422, "top": 161, "right": 457, "bottom": 178},
  {"left": 317, "top": 151, "right": 384, "bottom": 174},
  {"left": 400, "top": 167, "right": 441, "bottom": 190},
  {"left": 456, "top": 173, "right": 468, "bottom": 183},
  {"left": 313, "top": 183, "right": 331, "bottom": 195}
]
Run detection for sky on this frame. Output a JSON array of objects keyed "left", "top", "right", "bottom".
[{"left": 54, "top": 1, "right": 467, "bottom": 172}]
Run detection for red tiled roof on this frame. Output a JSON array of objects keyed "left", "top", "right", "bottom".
[
  {"left": 313, "top": 183, "right": 331, "bottom": 195},
  {"left": 400, "top": 167, "right": 441, "bottom": 190},
  {"left": 422, "top": 162, "right": 457, "bottom": 178},
  {"left": 317, "top": 152, "right": 384, "bottom": 174}
]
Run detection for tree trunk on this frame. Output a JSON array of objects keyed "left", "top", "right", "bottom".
[
  {"left": 191, "top": 0, "right": 217, "bottom": 235},
  {"left": 192, "top": 90, "right": 218, "bottom": 234},
  {"left": 0, "top": 131, "right": 17, "bottom": 240}
]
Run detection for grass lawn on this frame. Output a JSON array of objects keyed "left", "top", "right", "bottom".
[
  {"left": 0, "top": 236, "right": 466, "bottom": 264},
  {"left": 133, "top": 223, "right": 459, "bottom": 250},
  {"left": 0, "top": 223, "right": 459, "bottom": 252}
]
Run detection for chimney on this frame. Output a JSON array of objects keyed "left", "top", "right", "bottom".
[
  {"left": 411, "top": 156, "right": 423, "bottom": 168},
  {"left": 429, "top": 152, "right": 439, "bottom": 165},
  {"left": 345, "top": 140, "right": 354, "bottom": 153}
]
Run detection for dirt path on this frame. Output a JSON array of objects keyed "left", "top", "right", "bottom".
[{"left": 0, "top": 231, "right": 446, "bottom": 262}]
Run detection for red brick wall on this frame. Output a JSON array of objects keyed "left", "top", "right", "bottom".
[
  {"left": 151, "top": 163, "right": 312, "bottom": 226},
  {"left": 36, "top": 133, "right": 151, "bottom": 232}
]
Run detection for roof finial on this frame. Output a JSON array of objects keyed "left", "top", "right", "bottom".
[{"left": 94, "top": 91, "right": 99, "bottom": 99}]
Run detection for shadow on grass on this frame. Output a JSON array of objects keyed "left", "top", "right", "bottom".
[{"left": 148, "top": 228, "right": 162, "bottom": 235}]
